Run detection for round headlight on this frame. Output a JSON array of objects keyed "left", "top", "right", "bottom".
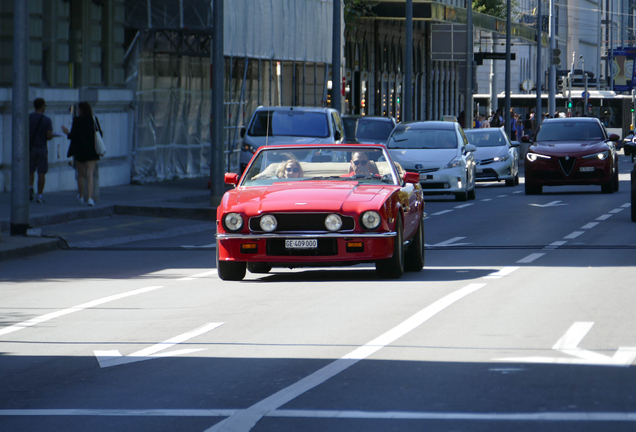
[
  {"left": 260, "top": 214, "right": 278, "bottom": 232},
  {"left": 325, "top": 214, "right": 343, "bottom": 232},
  {"left": 224, "top": 213, "right": 243, "bottom": 231},
  {"left": 361, "top": 211, "right": 381, "bottom": 230}
]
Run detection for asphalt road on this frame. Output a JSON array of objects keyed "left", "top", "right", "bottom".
[{"left": 1, "top": 154, "right": 635, "bottom": 432}]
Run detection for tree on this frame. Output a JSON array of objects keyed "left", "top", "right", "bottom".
[{"left": 472, "top": 0, "right": 507, "bottom": 19}]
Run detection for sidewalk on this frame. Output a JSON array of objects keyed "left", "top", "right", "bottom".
[{"left": 0, "top": 177, "right": 218, "bottom": 261}]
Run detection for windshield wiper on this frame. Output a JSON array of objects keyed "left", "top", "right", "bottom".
[{"left": 303, "top": 176, "right": 344, "bottom": 181}]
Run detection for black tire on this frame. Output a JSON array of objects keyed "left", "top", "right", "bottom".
[
  {"left": 455, "top": 191, "right": 468, "bottom": 201},
  {"left": 376, "top": 215, "right": 405, "bottom": 279},
  {"left": 405, "top": 216, "right": 425, "bottom": 272},
  {"left": 505, "top": 178, "right": 515, "bottom": 187},
  {"left": 525, "top": 181, "right": 542, "bottom": 195},
  {"left": 467, "top": 186, "right": 476, "bottom": 200},
  {"left": 514, "top": 173, "right": 520, "bottom": 186},
  {"left": 217, "top": 247, "right": 246, "bottom": 281},
  {"left": 247, "top": 262, "right": 272, "bottom": 274},
  {"left": 613, "top": 164, "right": 619, "bottom": 192}
]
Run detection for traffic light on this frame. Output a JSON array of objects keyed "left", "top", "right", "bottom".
[
  {"left": 552, "top": 48, "right": 561, "bottom": 66},
  {"left": 631, "top": 102, "right": 635, "bottom": 113},
  {"left": 567, "top": 101, "right": 572, "bottom": 109}
]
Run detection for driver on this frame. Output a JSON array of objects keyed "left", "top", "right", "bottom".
[{"left": 342, "top": 151, "right": 380, "bottom": 177}]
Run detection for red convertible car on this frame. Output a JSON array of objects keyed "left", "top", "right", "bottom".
[
  {"left": 521, "top": 117, "right": 620, "bottom": 194},
  {"left": 216, "top": 144, "right": 425, "bottom": 281}
]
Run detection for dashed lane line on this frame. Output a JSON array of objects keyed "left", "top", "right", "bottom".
[
  {"left": 610, "top": 208, "right": 625, "bottom": 214},
  {"left": 563, "top": 231, "right": 585, "bottom": 240},
  {"left": 454, "top": 204, "right": 474, "bottom": 209},
  {"left": 0, "top": 286, "right": 164, "bottom": 337},
  {"left": 430, "top": 210, "right": 453, "bottom": 216},
  {"left": 545, "top": 241, "right": 567, "bottom": 250},
  {"left": 178, "top": 270, "right": 218, "bottom": 281},
  {"left": 516, "top": 253, "right": 546, "bottom": 264},
  {"left": 596, "top": 214, "right": 613, "bottom": 221},
  {"left": 581, "top": 222, "right": 599, "bottom": 229}
]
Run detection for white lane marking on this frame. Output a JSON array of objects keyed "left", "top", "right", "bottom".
[
  {"left": 206, "top": 283, "right": 488, "bottom": 432},
  {"left": 426, "top": 237, "right": 470, "bottom": 247},
  {"left": 498, "top": 322, "right": 636, "bottom": 367},
  {"left": 178, "top": 269, "right": 218, "bottom": 281},
  {"left": 0, "top": 409, "right": 238, "bottom": 417},
  {"left": 431, "top": 210, "right": 453, "bottom": 216},
  {"left": 517, "top": 253, "right": 545, "bottom": 264},
  {"left": 610, "top": 208, "right": 624, "bottom": 214},
  {"left": 182, "top": 243, "right": 217, "bottom": 249},
  {"left": 0, "top": 286, "right": 164, "bottom": 337},
  {"left": 529, "top": 201, "right": 568, "bottom": 208},
  {"left": 596, "top": 214, "right": 613, "bottom": 221},
  {"left": 513, "top": 191, "right": 523, "bottom": 194},
  {"left": 581, "top": 222, "right": 599, "bottom": 229},
  {"left": 454, "top": 204, "right": 474, "bottom": 209},
  {"left": 481, "top": 199, "right": 492, "bottom": 201},
  {"left": 3, "top": 409, "right": 636, "bottom": 422},
  {"left": 497, "top": 195, "right": 508, "bottom": 198},
  {"left": 563, "top": 231, "right": 584, "bottom": 240},
  {"left": 484, "top": 267, "right": 519, "bottom": 279},
  {"left": 544, "top": 241, "right": 567, "bottom": 250},
  {"left": 68, "top": 223, "right": 215, "bottom": 248},
  {"left": 94, "top": 322, "right": 224, "bottom": 368},
  {"left": 267, "top": 410, "right": 636, "bottom": 421},
  {"left": 621, "top": 203, "right": 631, "bottom": 208}
]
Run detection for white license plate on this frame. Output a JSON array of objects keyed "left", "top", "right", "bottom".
[
  {"left": 580, "top": 167, "right": 594, "bottom": 172},
  {"left": 285, "top": 239, "right": 318, "bottom": 249}
]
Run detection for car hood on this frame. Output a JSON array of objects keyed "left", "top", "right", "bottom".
[
  {"left": 388, "top": 148, "right": 458, "bottom": 169},
  {"left": 531, "top": 140, "right": 609, "bottom": 155},
  {"left": 226, "top": 182, "right": 391, "bottom": 214},
  {"left": 245, "top": 135, "right": 332, "bottom": 147},
  {"left": 474, "top": 146, "right": 508, "bottom": 160}
]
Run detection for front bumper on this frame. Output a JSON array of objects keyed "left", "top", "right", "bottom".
[
  {"left": 475, "top": 160, "right": 514, "bottom": 182},
  {"left": 525, "top": 156, "right": 612, "bottom": 186},
  {"left": 217, "top": 232, "right": 397, "bottom": 263},
  {"left": 418, "top": 167, "right": 467, "bottom": 194}
]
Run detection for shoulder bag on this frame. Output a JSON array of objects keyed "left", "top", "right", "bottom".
[{"left": 93, "top": 116, "right": 106, "bottom": 156}]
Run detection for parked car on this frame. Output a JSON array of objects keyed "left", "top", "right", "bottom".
[
  {"left": 342, "top": 115, "right": 397, "bottom": 145},
  {"left": 623, "top": 130, "right": 636, "bottom": 162},
  {"left": 464, "top": 127, "right": 520, "bottom": 187},
  {"left": 632, "top": 158, "right": 636, "bottom": 222},
  {"left": 216, "top": 144, "right": 425, "bottom": 281},
  {"left": 386, "top": 121, "right": 477, "bottom": 201},
  {"left": 520, "top": 117, "right": 620, "bottom": 195},
  {"left": 240, "top": 106, "right": 345, "bottom": 172}
]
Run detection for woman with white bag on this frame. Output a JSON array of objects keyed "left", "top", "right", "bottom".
[{"left": 62, "top": 101, "right": 103, "bottom": 206}]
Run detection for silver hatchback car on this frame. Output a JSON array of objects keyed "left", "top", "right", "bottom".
[{"left": 464, "top": 127, "right": 520, "bottom": 187}]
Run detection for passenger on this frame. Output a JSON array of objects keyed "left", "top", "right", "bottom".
[{"left": 277, "top": 159, "right": 303, "bottom": 179}]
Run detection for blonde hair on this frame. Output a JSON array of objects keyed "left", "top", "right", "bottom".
[{"left": 276, "top": 159, "right": 303, "bottom": 178}]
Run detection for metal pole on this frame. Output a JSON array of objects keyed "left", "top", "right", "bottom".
[
  {"left": 584, "top": 73, "right": 589, "bottom": 114},
  {"left": 610, "top": 0, "right": 614, "bottom": 90},
  {"left": 631, "top": 89, "right": 635, "bottom": 129},
  {"left": 548, "top": 0, "right": 556, "bottom": 117},
  {"left": 536, "top": 0, "right": 543, "bottom": 129},
  {"left": 465, "top": 0, "right": 473, "bottom": 129},
  {"left": 505, "top": 0, "right": 512, "bottom": 136},
  {"left": 332, "top": 0, "right": 342, "bottom": 113},
  {"left": 210, "top": 0, "right": 225, "bottom": 206},
  {"left": 404, "top": 0, "right": 413, "bottom": 122},
  {"left": 10, "top": 0, "right": 30, "bottom": 235}
]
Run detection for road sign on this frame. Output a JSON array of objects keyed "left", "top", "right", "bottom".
[
  {"left": 521, "top": 79, "right": 533, "bottom": 91},
  {"left": 582, "top": 91, "right": 590, "bottom": 99}
]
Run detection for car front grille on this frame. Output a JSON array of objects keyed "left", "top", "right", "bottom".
[
  {"left": 559, "top": 157, "right": 577, "bottom": 176},
  {"left": 417, "top": 168, "right": 439, "bottom": 174},
  {"left": 420, "top": 182, "right": 450, "bottom": 190},
  {"left": 250, "top": 213, "right": 355, "bottom": 233},
  {"left": 476, "top": 168, "right": 499, "bottom": 179},
  {"left": 266, "top": 238, "right": 338, "bottom": 256}
]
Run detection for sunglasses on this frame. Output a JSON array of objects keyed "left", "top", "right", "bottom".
[
  {"left": 285, "top": 167, "right": 299, "bottom": 173},
  {"left": 352, "top": 160, "right": 368, "bottom": 166}
]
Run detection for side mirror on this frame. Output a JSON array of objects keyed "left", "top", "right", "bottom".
[
  {"left": 609, "top": 133, "right": 620, "bottom": 142},
  {"left": 224, "top": 173, "right": 239, "bottom": 186},
  {"left": 334, "top": 130, "right": 342, "bottom": 141},
  {"left": 465, "top": 144, "right": 477, "bottom": 153},
  {"left": 240, "top": 127, "right": 246, "bottom": 138},
  {"left": 519, "top": 135, "right": 530, "bottom": 143},
  {"left": 510, "top": 141, "right": 520, "bottom": 148},
  {"left": 403, "top": 171, "right": 420, "bottom": 185}
]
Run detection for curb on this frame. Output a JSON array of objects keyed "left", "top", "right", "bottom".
[
  {"left": 0, "top": 236, "right": 61, "bottom": 262},
  {"left": 114, "top": 205, "right": 215, "bottom": 221}
]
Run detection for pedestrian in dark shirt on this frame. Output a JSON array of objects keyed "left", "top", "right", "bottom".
[
  {"left": 62, "top": 101, "right": 102, "bottom": 206},
  {"left": 29, "top": 98, "right": 54, "bottom": 203}
]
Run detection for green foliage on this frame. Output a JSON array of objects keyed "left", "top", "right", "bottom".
[
  {"left": 344, "top": 0, "right": 380, "bottom": 32},
  {"left": 472, "top": 0, "right": 506, "bottom": 19}
]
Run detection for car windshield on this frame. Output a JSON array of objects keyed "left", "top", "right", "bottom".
[
  {"left": 464, "top": 130, "right": 506, "bottom": 147},
  {"left": 241, "top": 147, "right": 399, "bottom": 186},
  {"left": 387, "top": 128, "right": 457, "bottom": 149},
  {"left": 248, "top": 111, "right": 330, "bottom": 138},
  {"left": 535, "top": 122, "right": 605, "bottom": 141},
  {"left": 342, "top": 118, "right": 357, "bottom": 139},
  {"left": 355, "top": 119, "right": 394, "bottom": 140}
]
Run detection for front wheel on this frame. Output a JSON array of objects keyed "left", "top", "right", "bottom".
[
  {"left": 217, "top": 247, "right": 246, "bottom": 281},
  {"left": 376, "top": 216, "right": 405, "bottom": 279},
  {"left": 525, "top": 181, "right": 542, "bottom": 195},
  {"left": 467, "top": 186, "right": 476, "bottom": 200},
  {"left": 455, "top": 191, "right": 468, "bottom": 201},
  {"left": 405, "top": 216, "right": 425, "bottom": 272},
  {"left": 601, "top": 177, "right": 614, "bottom": 194},
  {"left": 614, "top": 164, "right": 620, "bottom": 192}
]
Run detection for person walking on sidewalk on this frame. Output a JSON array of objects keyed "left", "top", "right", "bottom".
[
  {"left": 29, "top": 97, "right": 53, "bottom": 203},
  {"left": 62, "top": 101, "right": 102, "bottom": 206}
]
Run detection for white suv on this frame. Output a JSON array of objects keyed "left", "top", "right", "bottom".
[{"left": 240, "top": 106, "right": 345, "bottom": 170}]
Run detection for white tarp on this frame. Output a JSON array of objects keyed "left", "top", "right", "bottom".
[{"left": 224, "top": 0, "right": 334, "bottom": 62}]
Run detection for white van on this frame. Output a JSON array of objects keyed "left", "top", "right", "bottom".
[{"left": 240, "top": 106, "right": 345, "bottom": 170}]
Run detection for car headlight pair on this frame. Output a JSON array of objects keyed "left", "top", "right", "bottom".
[
  {"left": 526, "top": 152, "right": 551, "bottom": 162},
  {"left": 225, "top": 212, "right": 382, "bottom": 232},
  {"left": 582, "top": 151, "right": 609, "bottom": 160}
]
